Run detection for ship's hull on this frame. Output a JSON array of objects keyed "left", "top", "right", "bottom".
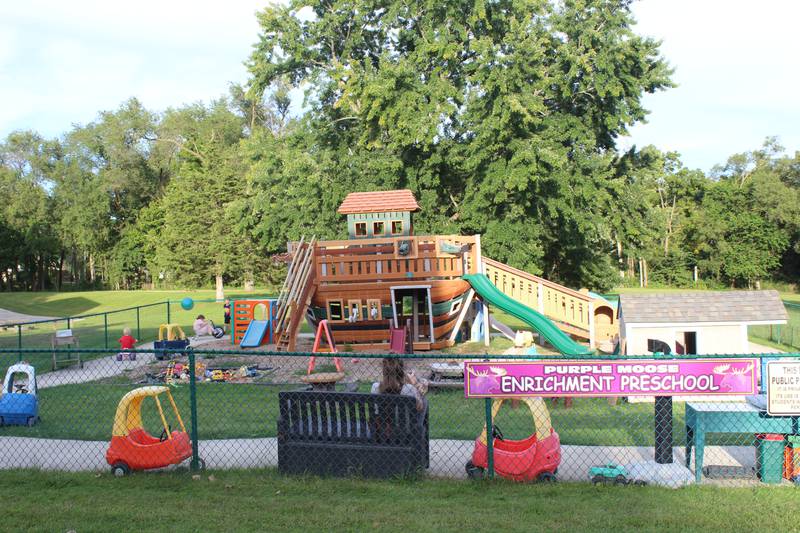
[{"left": 308, "top": 279, "right": 471, "bottom": 350}]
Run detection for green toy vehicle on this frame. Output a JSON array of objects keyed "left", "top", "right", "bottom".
[{"left": 589, "top": 463, "right": 645, "bottom": 485}]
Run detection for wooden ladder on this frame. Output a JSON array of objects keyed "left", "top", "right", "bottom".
[{"left": 274, "top": 236, "right": 316, "bottom": 352}]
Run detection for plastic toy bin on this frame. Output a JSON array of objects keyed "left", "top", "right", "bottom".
[
  {"left": 756, "top": 434, "right": 785, "bottom": 484},
  {"left": 784, "top": 435, "right": 800, "bottom": 481}
]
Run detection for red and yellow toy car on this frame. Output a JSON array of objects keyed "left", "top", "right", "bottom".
[
  {"left": 466, "top": 397, "right": 561, "bottom": 482},
  {"left": 106, "top": 386, "right": 196, "bottom": 475}
]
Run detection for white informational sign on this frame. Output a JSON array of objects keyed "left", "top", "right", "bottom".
[{"left": 767, "top": 361, "right": 800, "bottom": 416}]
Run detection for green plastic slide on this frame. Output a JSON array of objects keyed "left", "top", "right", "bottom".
[{"left": 463, "top": 274, "right": 593, "bottom": 355}]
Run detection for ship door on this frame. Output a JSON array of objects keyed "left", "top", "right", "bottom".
[{"left": 391, "top": 286, "right": 434, "bottom": 345}]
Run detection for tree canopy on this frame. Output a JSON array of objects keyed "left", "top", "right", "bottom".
[{"left": 1, "top": 0, "right": 798, "bottom": 293}]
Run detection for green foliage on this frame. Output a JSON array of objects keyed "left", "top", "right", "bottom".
[
  {"left": 0, "top": 2, "right": 798, "bottom": 294},
  {"left": 244, "top": 0, "right": 673, "bottom": 291}
]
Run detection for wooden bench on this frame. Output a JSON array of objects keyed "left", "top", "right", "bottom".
[{"left": 277, "top": 391, "right": 429, "bottom": 478}]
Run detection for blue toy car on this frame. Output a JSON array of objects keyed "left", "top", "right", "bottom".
[
  {"left": 589, "top": 463, "right": 646, "bottom": 485},
  {"left": 0, "top": 363, "right": 39, "bottom": 427}
]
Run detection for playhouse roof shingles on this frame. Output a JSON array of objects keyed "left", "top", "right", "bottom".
[
  {"left": 337, "top": 189, "right": 420, "bottom": 214},
  {"left": 619, "top": 290, "right": 788, "bottom": 324}
]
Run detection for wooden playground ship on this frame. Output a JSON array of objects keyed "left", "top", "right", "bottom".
[{"left": 272, "top": 190, "right": 617, "bottom": 352}]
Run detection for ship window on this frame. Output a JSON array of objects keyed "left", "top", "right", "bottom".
[
  {"left": 391, "top": 220, "right": 403, "bottom": 235},
  {"left": 347, "top": 300, "right": 361, "bottom": 322},
  {"left": 328, "top": 300, "right": 344, "bottom": 322},
  {"left": 367, "top": 299, "right": 382, "bottom": 320},
  {"left": 355, "top": 222, "right": 367, "bottom": 237},
  {"left": 373, "top": 221, "right": 385, "bottom": 236}
]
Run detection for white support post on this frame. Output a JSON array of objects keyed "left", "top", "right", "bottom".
[
  {"left": 475, "top": 234, "right": 483, "bottom": 274},
  {"left": 483, "top": 301, "right": 490, "bottom": 348},
  {"left": 537, "top": 281, "right": 544, "bottom": 314},
  {"left": 448, "top": 289, "right": 475, "bottom": 343}
]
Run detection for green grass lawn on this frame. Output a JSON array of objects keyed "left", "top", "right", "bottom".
[
  {"left": 0, "top": 289, "right": 279, "bottom": 373},
  {"left": 1, "top": 469, "right": 796, "bottom": 533},
  {"left": 0, "top": 380, "right": 752, "bottom": 448}
]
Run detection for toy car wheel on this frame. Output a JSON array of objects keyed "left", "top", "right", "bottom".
[
  {"left": 537, "top": 472, "right": 557, "bottom": 483},
  {"left": 633, "top": 480, "right": 646, "bottom": 486},
  {"left": 465, "top": 461, "right": 485, "bottom": 480},
  {"left": 111, "top": 462, "right": 130, "bottom": 477},
  {"left": 591, "top": 474, "right": 605, "bottom": 484},
  {"left": 614, "top": 475, "right": 627, "bottom": 485},
  {"left": 130, "top": 353, "right": 136, "bottom": 361},
  {"left": 0, "top": 417, "right": 4, "bottom": 427},
  {"left": 26, "top": 417, "right": 36, "bottom": 427},
  {"left": 116, "top": 354, "right": 122, "bottom": 361},
  {"left": 196, "top": 458, "right": 207, "bottom": 471}
]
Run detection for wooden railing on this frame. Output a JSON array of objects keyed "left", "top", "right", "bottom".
[
  {"left": 483, "top": 257, "right": 594, "bottom": 335},
  {"left": 314, "top": 235, "right": 480, "bottom": 285}
]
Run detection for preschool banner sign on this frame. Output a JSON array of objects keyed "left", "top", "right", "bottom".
[{"left": 464, "top": 359, "right": 757, "bottom": 398}]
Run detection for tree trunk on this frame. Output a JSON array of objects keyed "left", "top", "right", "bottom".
[
  {"left": 57, "top": 250, "right": 65, "bottom": 291},
  {"left": 638, "top": 258, "right": 644, "bottom": 288},
  {"left": 243, "top": 271, "right": 255, "bottom": 291},
  {"left": 215, "top": 273, "right": 225, "bottom": 300},
  {"left": 614, "top": 234, "right": 624, "bottom": 278},
  {"left": 88, "top": 253, "right": 95, "bottom": 284},
  {"left": 643, "top": 258, "right": 648, "bottom": 287},
  {"left": 40, "top": 254, "right": 46, "bottom": 291}
]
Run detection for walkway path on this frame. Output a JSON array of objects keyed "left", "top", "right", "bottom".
[
  {"left": 0, "top": 435, "right": 761, "bottom": 485},
  {"left": 748, "top": 341, "right": 784, "bottom": 354},
  {"left": 0, "top": 308, "right": 55, "bottom": 326}
]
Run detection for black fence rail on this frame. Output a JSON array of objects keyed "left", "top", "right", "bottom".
[{"left": 0, "top": 348, "right": 798, "bottom": 488}]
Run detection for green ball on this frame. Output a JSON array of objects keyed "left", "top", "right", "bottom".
[{"left": 180, "top": 297, "right": 194, "bottom": 311}]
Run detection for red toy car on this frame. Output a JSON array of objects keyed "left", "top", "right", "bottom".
[
  {"left": 106, "top": 386, "right": 196, "bottom": 475},
  {"left": 466, "top": 397, "right": 561, "bottom": 482}
]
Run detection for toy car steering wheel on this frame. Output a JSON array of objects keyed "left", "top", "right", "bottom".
[
  {"left": 159, "top": 426, "right": 172, "bottom": 442},
  {"left": 492, "top": 424, "right": 505, "bottom": 441},
  {"left": 13, "top": 384, "right": 28, "bottom": 394}
]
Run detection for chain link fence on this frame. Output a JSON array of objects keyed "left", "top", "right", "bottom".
[{"left": 1, "top": 346, "right": 798, "bottom": 487}]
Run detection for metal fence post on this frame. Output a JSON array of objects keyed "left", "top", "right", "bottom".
[
  {"left": 103, "top": 313, "right": 109, "bottom": 349},
  {"left": 189, "top": 348, "right": 200, "bottom": 471},
  {"left": 484, "top": 397, "right": 494, "bottom": 478},
  {"left": 136, "top": 307, "right": 141, "bottom": 340},
  {"left": 654, "top": 396, "right": 674, "bottom": 464},
  {"left": 17, "top": 325, "right": 22, "bottom": 362},
  {"left": 166, "top": 301, "right": 171, "bottom": 324}
]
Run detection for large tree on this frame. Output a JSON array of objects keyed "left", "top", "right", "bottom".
[{"left": 246, "top": 0, "right": 672, "bottom": 290}]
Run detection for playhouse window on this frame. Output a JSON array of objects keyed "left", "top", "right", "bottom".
[
  {"left": 347, "top": 300, "right": 361, "bottom": 322},
  {"left": 646, "top": 338, "right": 672, "bottom": 355},
  {"left": 367, "top": 299, "right": 382, "bottom": 320},
  {"left": 391, "top": 221, "right": 403, "bottom": 235},
  {"left": 373, "top": 221, "right": 385, "bottom": 236},
  {"left": 328, "top": 300, "right": 344, "bottom": 321},
  {"left": 355, "top": 222, "right": 367, "bottom": 237}
]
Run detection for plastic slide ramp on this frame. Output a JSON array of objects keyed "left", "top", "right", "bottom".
[
  {"left": 463, "top": 274, "right": 593, "bottom": 355},
  {"left": 489, "top": 316, "right": 516, "bottom": 342},
  {"left": 240, "top": 320, "right": 269, "bottom": 348}
]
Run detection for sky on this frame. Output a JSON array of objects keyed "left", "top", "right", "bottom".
[{"left": 0, "top": 0, "right": 798, "bottom": 172}]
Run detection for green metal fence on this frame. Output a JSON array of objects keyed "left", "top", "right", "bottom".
[
  {"left": 0, "top": 296, "right": 276, "bottom": 371},
  {"left": 0, "top": 347, "right": 798, "bottom": 487}
]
